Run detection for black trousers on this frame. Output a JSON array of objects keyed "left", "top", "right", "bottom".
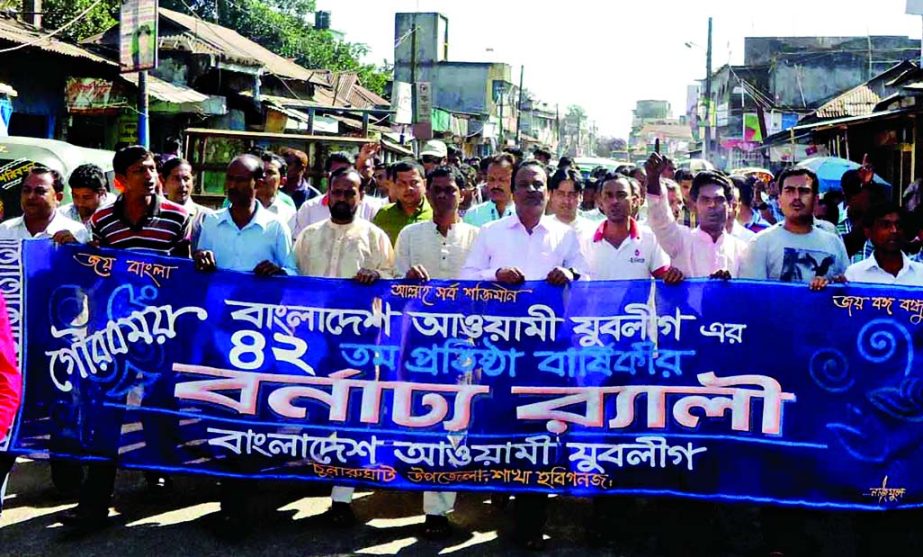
[
  {"left": 514, "top": 493, "right": 548, "bottom": 537},
  {"left": 0, "top": 451, "right": 15, "bottom": 513}
]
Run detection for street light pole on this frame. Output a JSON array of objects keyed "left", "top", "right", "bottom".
[
  {"left": 516, "top": 65, "right": 524, "bottom": 145},
  {"left": 703, "top": 16, "right": 713, "bottom": 161}
]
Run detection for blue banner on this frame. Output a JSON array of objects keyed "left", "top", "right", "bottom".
[{"left": 5, "top": 240, "right": 923, "bottom": 510}]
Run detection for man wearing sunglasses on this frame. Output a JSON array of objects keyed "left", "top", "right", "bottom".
[{"left": 419, "top": 139, "right": 448, "bottom": 175}]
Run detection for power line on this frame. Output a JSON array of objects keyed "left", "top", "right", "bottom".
[{"left": 0, "top": 0, "right": 107, "bottom": 54}]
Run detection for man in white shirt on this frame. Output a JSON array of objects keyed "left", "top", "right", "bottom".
[
  {"left": 460, "top": 161, "right": 586, "bottom": 551},
  {"left": 585, "top": 172, "right": 682, "bottom": 282},
  {"left": 739, "top": 167, "right": 848, "bottom": 289},
  {"left": 0, "top": 167, "right": 88, "bottom": 243},
  {"left": 394, "top": 165, "right": 478, "bottom": 540},
  {"left": 160, "top": 157, "right": 210, "bottom": 221},
  {"left": 257, "top": 153, "right": 297, "bottom": 225},
  {"left": 646, "top": 153, "right": 746, "bottom": 278},
  {"left": 462, "top": 153, "right": 516, "bottom": 227},
  {"left": 58, "top": 163, "right": 113, "bottom": 224},
  {"left": 289, "top": 152, "right": 380, "bottom": 237},
  {"left": 845, "top": 202, "right": 923, "bottom": 285},
  {"left": 396, "top": 166, "right": 479, "bottom": 282},
  {"left": 547, "top": 166, "right": 596, "bottom": 238},
  {"left": 294, "top": 167, "right": 394, "bottom": 281}
]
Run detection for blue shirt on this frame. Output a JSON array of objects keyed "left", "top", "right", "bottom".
[
  {"left": 194, "top": 204, "right": 297, "bottom": 275},
  {"left": 462, "top": 201, "right": 515, "bottom": 227}
]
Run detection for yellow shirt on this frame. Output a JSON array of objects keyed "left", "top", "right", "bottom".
[{"left": 293, "top": 218, "right": 396, "bottom": 279}]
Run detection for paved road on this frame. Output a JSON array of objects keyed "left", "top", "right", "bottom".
[{"left": 1, "top": 458, "right": 922, "bottom": 556}]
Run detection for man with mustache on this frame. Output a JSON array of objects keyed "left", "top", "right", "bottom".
[
  {"left": 463, "top": 153, "right": 516, "bottom": 227},
  {"left": 646, "top": 153, "right": 746, "bottom": 278},
  {"left": 844, "top": 202, "right": 923, "bottom": 285},
  {"left": 372, "top": 160, "right": 433, "bottom": 245},
  {"left": 0, "top": 167, "right": 88, "bottom": 242},
  {"left": 160, "top": 157, "right": 209, "bottom": 221},
  {"left": 58, "top": 164, "right": 113, "bottom": 224},
  {"left": 740, "top": 167, "right": 848, "bottom": 288},
  {"left": 193, "top": 154, "right": 296, "bottom": 276},
  {"left": 460, "top": 161, "right": 586, "bottom": 550},
  {"left": 293, "top": 167, "right": 395, "bottom": 526},
  {"left": 394, "top": 165, "right": 479, "bottom": 540}
]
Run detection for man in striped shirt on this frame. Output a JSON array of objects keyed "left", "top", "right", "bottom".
[
  {"left": 62, "top": 146, "right": 189, "bottom": 534},
  {"left": 88, "top": 146, "right": 191, "bottom": 257}
]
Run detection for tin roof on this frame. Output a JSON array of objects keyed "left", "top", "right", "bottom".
[
  {"left": 813, "top": 84, "right": 880, "bottom": 119},
  {"left": 0, "top": 14, "right": 115, "bottom": 66}
]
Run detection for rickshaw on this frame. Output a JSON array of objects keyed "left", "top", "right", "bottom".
[{"left": 0, "top": 136, "right": 115, "bottom": 220}]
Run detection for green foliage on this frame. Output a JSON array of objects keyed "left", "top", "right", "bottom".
[
  {"left": 566, "top": 104, "right": 587, "bottom": 122},
  {"left": 162, "top": 0, "right": 390, "bottom": 95},
  {"left": 41, "top": 0, "right": 119, "bottom": 42},
  {"left": 38, "top": 0, "right": 389, "bottom": 95}
]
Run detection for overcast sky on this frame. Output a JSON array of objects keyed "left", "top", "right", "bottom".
[{"left": 315, "top": 0, "right": 922, "bottom": 138}]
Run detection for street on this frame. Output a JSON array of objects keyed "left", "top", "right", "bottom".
[{"left": 1, "top": 458, "right": 922, "bottom": 556}]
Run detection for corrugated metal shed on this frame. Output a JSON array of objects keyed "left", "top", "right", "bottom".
[
  {"left": 159, "top": 8, "right": 315, "bottom": 82},
  {"left": 121, "top": 72, "right": 210, "bottom": 104},
  {"left": 813, "top": 85, "right": 880, "bottom": 119},
  {"left": 0, "top": 14, "right": 115, "bottom": 66}
]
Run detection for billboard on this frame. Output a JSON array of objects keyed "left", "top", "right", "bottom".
[{"left": 119, "top": 0, "right": 158, "bottom": 72}]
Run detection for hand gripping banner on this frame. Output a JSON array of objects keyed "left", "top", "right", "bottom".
[{"left": 4, "top": 240, "right": 923, "bottom": 510}]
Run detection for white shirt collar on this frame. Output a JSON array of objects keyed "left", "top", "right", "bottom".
[{"left": 859, "top": 251, "right": 912, "bottom": 277}]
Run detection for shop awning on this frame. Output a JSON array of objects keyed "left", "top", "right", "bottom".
[{"left": 121, "top": 74, "right": 227, "bottom": 115}]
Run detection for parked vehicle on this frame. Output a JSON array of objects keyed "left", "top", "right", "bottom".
[{"left": 0, "top": 136, "right": 115, "bottom": 220}]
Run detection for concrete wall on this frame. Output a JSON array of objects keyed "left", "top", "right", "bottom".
[
  {"left": 770, "top": 53, "right": 895, "bottom": 108},
  {"left": 432, "top": 63, "right": 490, "bottom": 114},
  {"left": 744, "top": 36, "right": 919, "bottom": 66},
  {"left": 393, "top": 12, "right": 448, "bottom": 85}
]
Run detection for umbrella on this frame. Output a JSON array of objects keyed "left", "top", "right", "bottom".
[
  {"left": 796, "top": 156, "right": 891, "bottom": 193},
  {"left": 731, "top": 166, "right": 774, "bottom": 183}
]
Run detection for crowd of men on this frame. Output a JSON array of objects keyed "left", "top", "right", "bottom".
[{"left": 0, "top": 136, "right": 915, "bottom": 552}]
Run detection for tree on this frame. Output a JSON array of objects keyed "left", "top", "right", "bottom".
[
  {"left": 594, "top": 136, "right": 628, "bottom": 157},
  {"left": 40, "top": 0, "right": 119, "bottom": 42},
  {"left": 38, "top": 0, "right": 390, "bottom": 95},
  {"left": 565, "top": 104, "right": 587, "bottom": 123}
]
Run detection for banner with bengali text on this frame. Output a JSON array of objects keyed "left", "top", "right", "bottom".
[{"left": 4, "top": 240, "right": 923, "bottom": 510}]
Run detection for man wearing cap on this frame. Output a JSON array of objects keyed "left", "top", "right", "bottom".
[{"left": 419, "top": 139, "right": 448, "bottom": 175}]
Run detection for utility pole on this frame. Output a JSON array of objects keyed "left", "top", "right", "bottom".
[
  {"left": 138, "top": 71, "right": 149, "bottom": 148},
  {"left": 498, "top": 87, "right": 505, "bottom": 147},
  {"left": 556, "top": 103, "right": 561, "bottom": 156},
  {"left": 703, "top": 16, "right": 713, "bottom": 161},
  {"left": 516, "top": 65, "right": 524, "bottom": 145},
  {"left": 409, "top": 14, "right": 417, "bottom": 155}
]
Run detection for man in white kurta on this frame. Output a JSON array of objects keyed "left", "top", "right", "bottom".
[
  {"left": 394, "top": 166, "right": 478, "bottom": 539},
  {"left": 292, "top": 167, "right": 394, "bottom": 526}
]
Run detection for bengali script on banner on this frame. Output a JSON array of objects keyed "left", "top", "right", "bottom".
[{"left": 5, "top": 241, "right": 923, "bottom": 510}]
